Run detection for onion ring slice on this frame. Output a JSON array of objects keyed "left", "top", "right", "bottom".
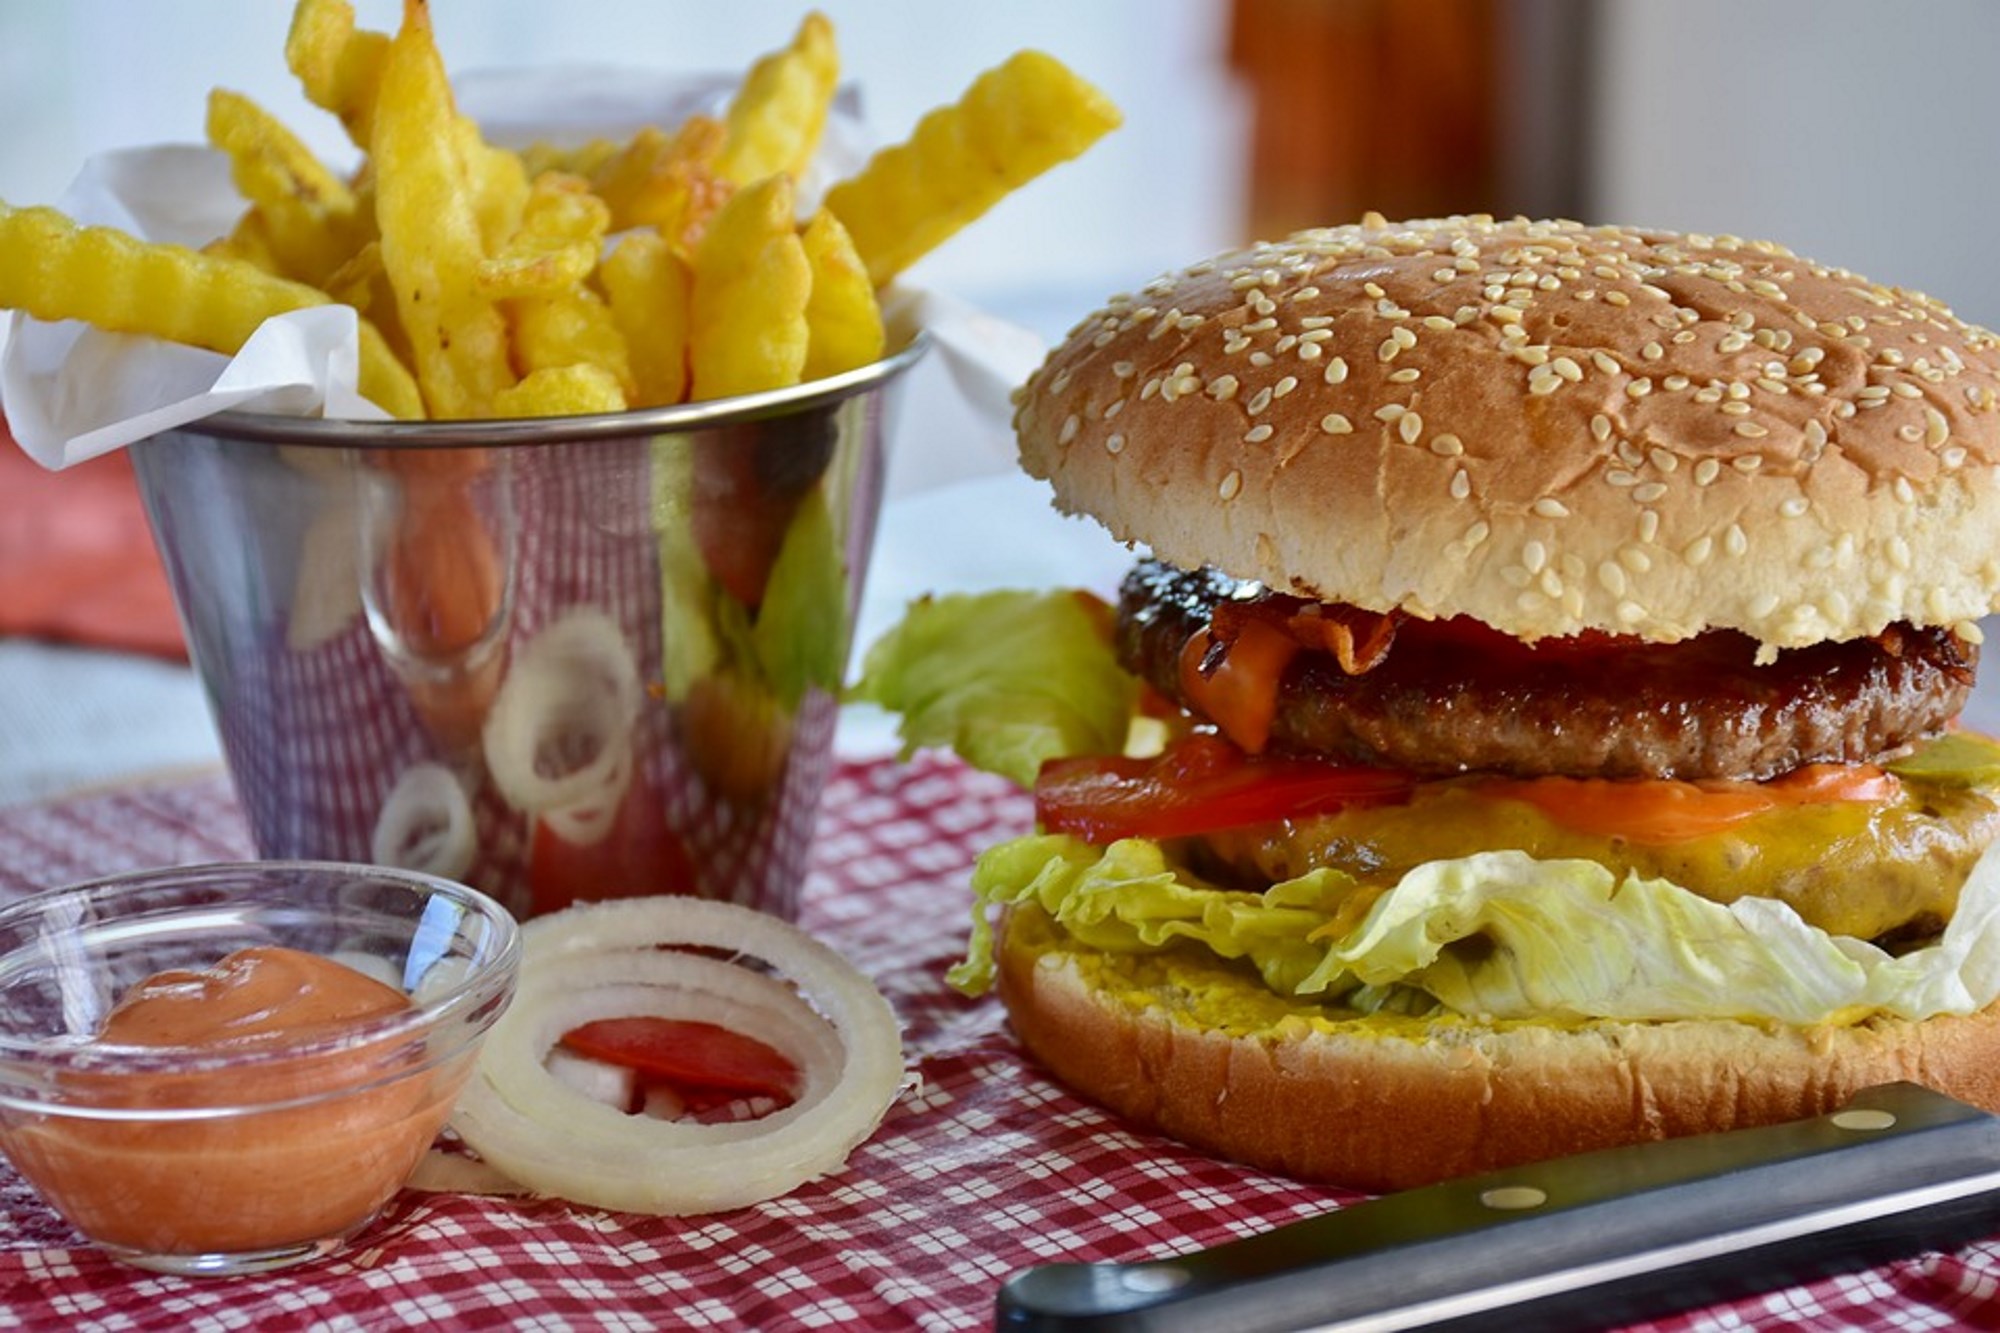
[
  {"left": 482, "top": 607, "right": 641, "bottom": 839},
  {"left": 371, "top": 762, "right": 477, "bottom": 880},
  {"left": 448, "top": 897, "right": 905, "bottom": 1214}
]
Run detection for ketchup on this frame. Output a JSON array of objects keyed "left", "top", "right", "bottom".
[{"left": 0, "top": 947, "right": 456, "bottom": 1260}]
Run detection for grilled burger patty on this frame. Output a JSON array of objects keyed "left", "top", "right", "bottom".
[{"left": 1118, "top": 557, "right": 1978, "bottom": 781}]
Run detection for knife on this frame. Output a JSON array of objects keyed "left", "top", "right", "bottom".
[{"left": 995, "top": 1082, "right": 2000, "bottom": 1332}]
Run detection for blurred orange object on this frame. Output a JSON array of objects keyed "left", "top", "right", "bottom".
[{"left": 0, "top": 416, "right": 186, "bottom": 661}]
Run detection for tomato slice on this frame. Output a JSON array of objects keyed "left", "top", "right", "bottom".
[
  {"left": 526, "top": 775, "right": 699, "bottom": 916},
  {"left": 1035, "top": 733, "right": 1415, "bottom": 843},
  {"left": 560, "top": 1017, "right": 800, "bottom": 1108},
  {"left": 1485, "top": 762, "right": 1900, "bottom": 845}
]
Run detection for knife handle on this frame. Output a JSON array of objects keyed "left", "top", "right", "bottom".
[{"left": 996, "top": 1082, "right": 2000, "bottom": 1333}]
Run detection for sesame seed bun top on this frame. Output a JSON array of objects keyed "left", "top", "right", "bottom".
[{"left": 1013, "top": 214, "right": 2000, "bottom": 649}]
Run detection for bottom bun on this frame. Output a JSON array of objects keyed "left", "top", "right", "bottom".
[{"left": 995, "top": 905, "right": 2000, "bottom": 1193}]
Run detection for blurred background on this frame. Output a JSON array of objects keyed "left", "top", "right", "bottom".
[{"left": 4, "top": 0, "right": 2000, "bottom": 801}]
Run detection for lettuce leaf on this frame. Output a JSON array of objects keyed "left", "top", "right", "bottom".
[
  {"left": 849, "top": 590, "right": 1137, "bottom": 789},
  {"left": 955, "top": 835, "right": 2000, "bottom": 1028}
]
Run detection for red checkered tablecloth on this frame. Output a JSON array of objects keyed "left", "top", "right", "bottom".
[{"left": 2, "top": 754, "right": 2000, "bottom": 1331}]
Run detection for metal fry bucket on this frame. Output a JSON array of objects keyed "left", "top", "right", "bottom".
[{"left": 128, "top": 337, "right": 926, "bottom": 922}]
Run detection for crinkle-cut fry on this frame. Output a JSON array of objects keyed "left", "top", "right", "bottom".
[
  {"left": 824, "top": 49, "right": 1121, "bottom": 287},
  {"left": 600, "top": 229, "right": 691, "bottom": 408},
  {"left": 507, "top": 286, "right": 634, "bottom": 402},
  {"left": 322, "top": 238, "right": 417, "bottom": 371},
  {"left": 0, "top": 200, "right": 421, "bottom": 419},
  {"left": 457, "top": 119, "right": 531, "bottom": 256},
  {"left": 588, "top": 117, "right": 733, "bottom": 254},
  {"left": 477, "top": 172, "right": 608, "bottom": 300},
  {"left": 800, "top": 208, "right": 883, "bottom": 380},
  {"left": 688, "top": 174, "right": 810, "bottom": 400},
  {"left": 373, "top": 0, "right": 513, "bottom": 418},
  {"left": 206, "top": 87, "right": 365, "bottom": 286},
  {"left": 493, "top": 363, "right": 628, "bottom": 418},
  {"left": 715, "top": 11, "right": 839, "bottom": 186},
  {"left": 519, "top": 138, "right": 622, "bottom": 182},
  {"left": 204, "top": 206, "right": 283, "bottom": 273},
  {"left": 285, "top": 0, "right": 388, "bottom": 151}
]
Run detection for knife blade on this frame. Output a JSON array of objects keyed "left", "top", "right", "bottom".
[{"left": 995, "top": 1082, "right": 2000, "bottom": 1333}]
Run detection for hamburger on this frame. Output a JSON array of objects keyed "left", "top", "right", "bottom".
[{"left": 856, "top": 214, "right": 2000, "bottom": 1192}]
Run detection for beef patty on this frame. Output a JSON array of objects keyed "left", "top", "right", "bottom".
[{"left": 1117, "top": 558, "right": 1978, "bottom": 781}]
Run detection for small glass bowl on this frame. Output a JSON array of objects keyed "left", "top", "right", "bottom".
[{"left": 0, "top": 861, "right": 518, "bottom": 1276}]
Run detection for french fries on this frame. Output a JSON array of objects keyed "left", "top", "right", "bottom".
[
  {"left": 689, "top": 174, "right": 811, "bottom": 400},
  {"left": 800, "top": 209, "right": 885, "bottom": 380},
  {"left": 825, "top": 50, "right": 1123, "bottom": 288},
  {"left": 0, "top": 200, "right": 421, "bottom": 419},
  {"left": 716, "top": 12, "right": 840, "bottom": 186},
  {"left": 0, "top": 2, "right": 1121, "bottom": 423}
]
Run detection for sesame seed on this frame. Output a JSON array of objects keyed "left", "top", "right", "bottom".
[
  {"left": 1451, "top": 468, "right": 1472, "bottom": 499},
  {"left": 1321, "top": 413, "right": 1353, "bottom": 434},
  {"left": 1781, "top": 496, "right": 1809, "bottom": 518},
  {"left": 1244, "top": 425, "right": 1273, "bottom": 444},
  {"left": 1926, "top": 407, "right": 1950, "bottom": 447},
  {"left": 1105, "top": 433, "right": 1124, "bottom": 454},
  {"left": 1219, "top": 469, "right": 1242, "bottom": 499},
  {"left": 1274, "top": 376, "right": 1299, "bottom": 398},
  {"left": 1725, "top": 523, "right": 1749, "bottom": 556},
  {"left": 1325, "top": 357, "right": 1350, "bottom": 385},
  {"left": 1430, "top": 433, "right": 1464, "bottom": 456},
  {"left": 1694, "top": 458, "right": 1722, "bottom": 485},
  {"left": 1534, "top": 498, "right": 1570, "bottom": 519},
  {"left": 1059, "top": 414, "right": 1079, "bottom": 444},
  {"left": 1685, "top": 535, "right": 1714, "bottom": 566},
  {"left": 1592, "top": 351, "right": 1621, "bottom": 375},
  {"left": 1733, "top": 421, "right": 1769, "bottom": 438},
  {"left": 1050, "top": 369, "right": 1073, "bottom": 394},
  {"left": 1246, "top": 387, "right": 1274, "bottom": 415},
  {"left": 1591, "top": 414, "right": 1613, "bottom": 442},
  {"left": 1208, "top": 374, "right": 1240, "bottom": 401},
  {"left": 1552, "top": 356, "right": 1584, "bottom": 382},
  {"left": 1632, "top": 481, "right": 1669, "bottom": 502},
  {"left": 1648, "top": 447, "right": 1679, "bottom": 473},
  {"left": 1399, "top": 412, "right": 1424, "bottom": 444},
  {"left": 1523, "top": 540, "right": 1548, "bottom": 574},
  {"left": 1642, "top": 341, "right": 1665, "bottom": 360},
  {"left": 1894, "top": 475, "right": 1916, "bottom": 504},
  {"left": 1103, "top": 399, "right": 1124, "bottom": 420}
]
